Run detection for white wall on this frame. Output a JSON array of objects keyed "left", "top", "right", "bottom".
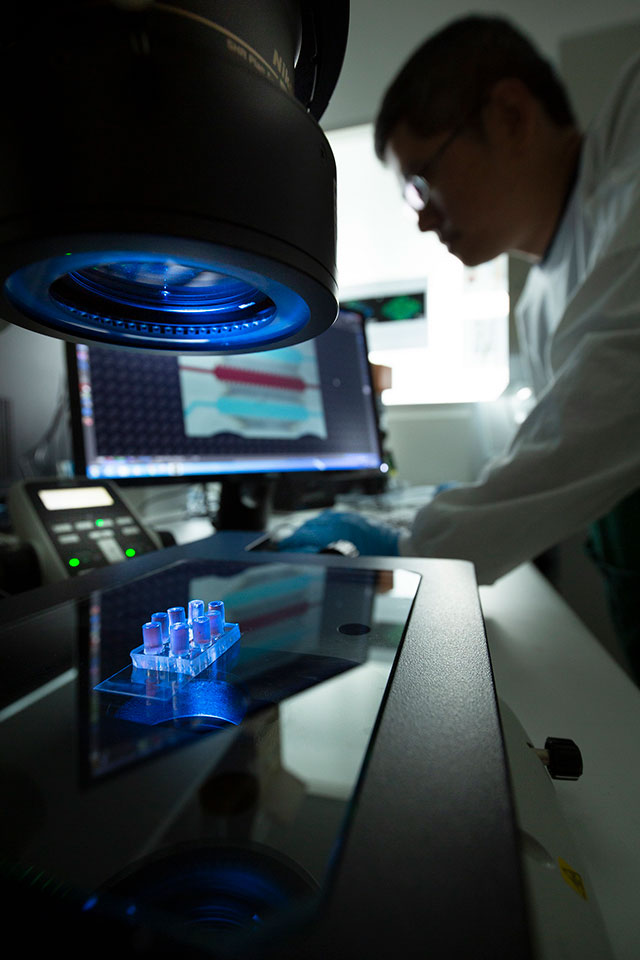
[{"left": 321, "top": 0, "right": 640, "bottom": 130}]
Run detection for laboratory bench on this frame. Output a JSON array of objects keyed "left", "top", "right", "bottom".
[
  {"left": 0, "top": 528, "right": 638, "bottom": 959},
  {"left": 480, "top": 564, "right": 640, "bottom": 960}
]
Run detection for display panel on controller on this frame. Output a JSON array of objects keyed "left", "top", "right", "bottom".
[{"left": 8, "top": 477, "right": 162, "bottom": 582}]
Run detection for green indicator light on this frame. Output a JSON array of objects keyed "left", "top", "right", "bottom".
[
  {"left": 69, "top": 558, "right": 80, "bottom": 568},
  {"left": 95, "top": 518, "right": 104, "bottom": 527},
  {"left": 125, "top": 548, "right": 136, "bottom": 558}
]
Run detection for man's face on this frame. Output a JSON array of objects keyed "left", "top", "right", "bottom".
[{"left": 385, "top": 116, "right": 526, "bottom": 266}]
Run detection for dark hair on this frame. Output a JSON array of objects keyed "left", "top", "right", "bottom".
[{"left": 374, "top": 16, "right": 576, "bottom": 159}]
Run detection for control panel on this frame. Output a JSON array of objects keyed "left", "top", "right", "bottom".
[{"left": 8, "top": 478, "right": 163, "bottom": 582}]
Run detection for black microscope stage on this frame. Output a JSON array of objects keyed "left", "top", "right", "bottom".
[{"left": 0, "top": 534, "right": 531, "bottom": 959}]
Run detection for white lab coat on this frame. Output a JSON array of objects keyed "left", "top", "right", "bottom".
[{"left": 399, "top": 52, "right": 640, "bottom": 584}]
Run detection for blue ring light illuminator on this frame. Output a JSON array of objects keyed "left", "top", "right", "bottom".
[{"left": 4, "top": 248, "right": 316, "bottom": 352}]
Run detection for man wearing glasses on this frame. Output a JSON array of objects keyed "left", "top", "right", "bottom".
[{"left": 279, "top": 15, "right": 640, "bottom": 680}]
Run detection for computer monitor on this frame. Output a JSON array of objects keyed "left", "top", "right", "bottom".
[{"left": 66, "top": 308, "right": 386, "bottom": 528}]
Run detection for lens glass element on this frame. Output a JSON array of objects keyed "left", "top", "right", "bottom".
[{"left": 66, "top": 262, "right": 271, "bottom": 319}]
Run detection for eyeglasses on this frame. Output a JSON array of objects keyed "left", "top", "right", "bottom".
[{"left": 401, "top": 105, "right": 484, "bottom": 212}]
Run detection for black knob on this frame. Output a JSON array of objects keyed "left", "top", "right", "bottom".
[{"left": 543, "top": 737, "right": 583, "bottom": 780}]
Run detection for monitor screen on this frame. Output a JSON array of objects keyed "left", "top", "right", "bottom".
[{"left": 67, "top": 309, "right": 384, "bottom": 484}]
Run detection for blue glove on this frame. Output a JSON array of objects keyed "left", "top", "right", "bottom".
[
  {"left": 434, "top": 482, "right": 457, "bottom": 495},
  {"left": 276, "top": 510, "right": 400, "bottom": 556}
]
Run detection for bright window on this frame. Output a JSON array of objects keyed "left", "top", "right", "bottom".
[{"left": 326, "top": 124, "right": 510, "bottom": 404}]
